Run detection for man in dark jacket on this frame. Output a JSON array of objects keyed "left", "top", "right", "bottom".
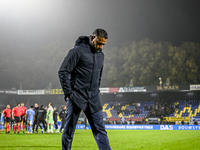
[
  {"left": 32, "top": 103, "right": 39, "bottom": 133},
  {"left": 53, "top": 107, "right": 59, "bottom": 132},
  {"left": 35, "top": 104, "right": 46, "bottom": 133},
  {"left": 59, "top": 106, "right": 67, "bottom": 133},
  {"left": 58, "top": 28, "right": 111, "bottom": 150}
]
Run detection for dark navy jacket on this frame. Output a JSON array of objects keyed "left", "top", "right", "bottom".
[{"left": 58, "top": 36, "right": 104, "bottom": 113}]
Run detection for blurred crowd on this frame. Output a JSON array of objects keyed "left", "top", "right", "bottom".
[{"left": 0, "top": 102, "right": 67, "bottom": 134}]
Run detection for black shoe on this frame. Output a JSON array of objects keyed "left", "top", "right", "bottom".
[
  {"left": 8, "top": 131, "right": 10, "bottom": 133},
  {"left": 17, "top": 132, "right": 19, "bottom": 134},
  {"left": 14, "top": 132, "right": 16, "bottom": 134},
  {"left": 23, "top": 132, "right": 25, "bottom": 134},
  {"left": 6, "top": 132, "right": 7, "bottom": 134}
]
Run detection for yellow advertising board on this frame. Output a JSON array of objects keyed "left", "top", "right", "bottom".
[{"left": 44, "top": 89, "right": 64, "bottom": 94}]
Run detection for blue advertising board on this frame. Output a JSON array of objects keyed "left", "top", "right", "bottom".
[{"left": 75, "top": 124, "right": 200, "bottom": 130}]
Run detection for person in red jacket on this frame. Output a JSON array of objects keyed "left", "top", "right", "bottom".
[
  {"left": 20, "top": 103, "right": 26, "bottom": 133},
  {"left": 3, "top": 105, "right": 11, "bottom": 133},
  {"left": 12, "top": 103, "right": 21, "bottom": 134}
]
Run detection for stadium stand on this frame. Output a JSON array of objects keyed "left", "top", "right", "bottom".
[
  {"left": 102, "top": 99, "right": 200, "bottom": 124},
  {"left": 169, "top": 100, "right": 200, "bottom": 118},
  {"left": 1, "top": 89, "right": 200, "bottom": 125}
]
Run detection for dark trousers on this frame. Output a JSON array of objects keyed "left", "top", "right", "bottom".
[
  {"left": 54, "top": 120, "right": 58, "bottom": 129},
  {"left": 60, "top": 119, "right": 65, "bottom": 132},
  {"left": 36, "top": 120, "right": 46, "bottom": 132},
  {"left": 32, "top": 120, "right": 37, "bottom": 131},
  {"left": 62, "top": 99, "right": 111, "bottom": 150}
]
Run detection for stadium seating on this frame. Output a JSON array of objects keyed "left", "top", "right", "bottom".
[
  {"left": 103, "top": 100, "right": 200, "bottom": 123},
  {"left": 171, "top": 100, "right": 200, "bottom": 118},
  {"left": 102, "top": 101, "right": 154, "bottom": 119}
]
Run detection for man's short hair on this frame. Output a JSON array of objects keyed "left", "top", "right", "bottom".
[
  {"left": 49, "top": 102, "right": 52, "bottom": 106},
  {"left": 41, "top": 104, "right": 44, "bottom": 108},
  {"left": 30, "top": 106, "right": 34, "bottom": 108},
  {"left": 92, "top": 28, "right": 108, "bottom": 39}
]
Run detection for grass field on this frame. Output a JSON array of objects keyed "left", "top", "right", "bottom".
[{"left": 0, "top": 129, "right": 200, "bottom": 150}]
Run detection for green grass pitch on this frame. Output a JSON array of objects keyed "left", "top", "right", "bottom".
[{"left": 0, "top": 129, "right": 200, "bottom": 150}]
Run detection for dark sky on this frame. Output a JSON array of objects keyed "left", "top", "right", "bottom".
[{"left": 1, "top": 0, "right": 200, "bottom": 49}]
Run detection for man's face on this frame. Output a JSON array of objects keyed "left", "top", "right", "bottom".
[
  {"left": 17, "top": 104, "right": 20, "bottom": 107},
  {"left": 91, "top": 36, "right": 107, "bottom": 52},
  {"left": 35, "top": 104, "right": 38, "bottom": 108},
  {"left": 21, "top": 103, "right": 24, "bottom": 107},
  {"left": 7, "top": 105, "right": 10, "bottom": 109}
]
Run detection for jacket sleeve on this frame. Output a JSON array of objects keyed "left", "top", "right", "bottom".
[
  {"left": 58, "top": 47, "right": 80, "bottom": 99},
  {"left": 99, "top": 66, "right": 103, "bottom": 87}
]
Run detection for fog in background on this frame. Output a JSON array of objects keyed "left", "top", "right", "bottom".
[{"left": 0, "top": 0, "right": 200, "bottom": 89}]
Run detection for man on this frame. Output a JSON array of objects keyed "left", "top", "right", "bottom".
[
  {"left": 20, "top": 103, "right": 26, "bottom": 133},
  {"left": 25, "top": 106, "right": 35, "bottom": 134},
  {"left": 35, "top": 104, "right": 46, "bottom": 133},
  {"left": 59, "top": 106, "right": 67, "bottom": 133},
  {"left": 58, "top": 28, "right": 111, "bottom": 150},
  {"left": 0, "top": 110, "right": 4, "bottom": 131},
  {"left": 53, "top": 107, "right": 59, "bottom": 133},
  {"left": 32, "top": 103, "right": 39, "bottom": 133},
  {"left": 84, "top": 115, "right": 89, "bottom": 130},
  {"left": 46, "top": 102, "right": 54, "bottom": 133},
  {"left": 3, "top": 105, "right": 11, "bottom": 133},
  {"left": 12, "top": 103, "right": 21, "bottom": 134}
]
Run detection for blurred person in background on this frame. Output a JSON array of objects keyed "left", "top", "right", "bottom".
[
  {"left": 36, "top": 104, "right": 47, "bottom": 133},
  {"left": 3, "top": 105, "right": 11, "bottom": 133},
  {"left": 53, "top": 107, "right": 59, "bottom": 133},
  {"left": 0, "top": 110, "right": 4, "bottom": 131},
  {"left": 20, "top": 103, "right": 26, "bottom": 133},
  {"left": 32, "top": 103, "right": 39, "bottom": 133},
  {"left": 46, "top": 102, "right": 54, "bottom": 133},
  {"left": 12, "top": 103, "right": 21, "bottom": 134},
  {"left": 59, "top": 106, "right": 67, "bottom": 133},
  {"left": 25, "top": 106, "right": 35, "bottom": 134}
]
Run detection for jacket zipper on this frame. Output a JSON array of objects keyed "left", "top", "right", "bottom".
[{"left": 90, "top": 53, "right": 96, "bottom": 90}]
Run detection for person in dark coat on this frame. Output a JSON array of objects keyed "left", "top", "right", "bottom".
[
  {"left": 32, "top": 103, "right": 39, "bottom": 133},
  {"left": 53, "top": 107, "right": 59, "bottom": 132},
  {"left": 59, "top": 106, "right": 67, "bottom": 133},
  {"left": 35, "top": 104, "right": 47, "bottom": 133},
  {"left": 58, "top": 28, "right": 111, "bottom": 150}
]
